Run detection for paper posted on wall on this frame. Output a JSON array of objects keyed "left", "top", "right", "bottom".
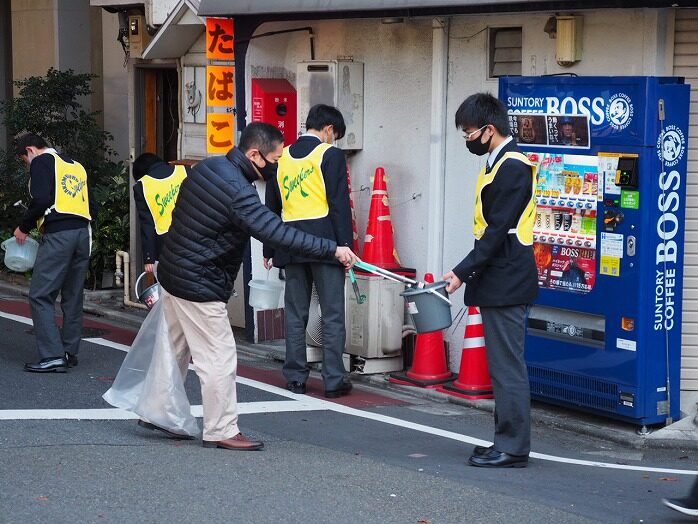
[{"left": 103, "top": 300, "right": 200, "bottom": 437}]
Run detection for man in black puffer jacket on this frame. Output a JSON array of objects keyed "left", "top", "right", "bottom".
[{"left": 156, "top": 123, "right": 358, "bottom": 451}]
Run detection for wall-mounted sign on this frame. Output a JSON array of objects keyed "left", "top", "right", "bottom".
[
  {"left": 206, "top": 65, "right": 235, "bottom": 107},
  {"left": 207, "top": 112, "right": 234, "bottom": 154},
  {"left": 206, "top": 18, "right": 234, "bottom": 60}
]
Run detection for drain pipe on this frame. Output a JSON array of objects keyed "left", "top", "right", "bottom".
[{"left": 115, "top": 250, "right": 147, "bottom": 309}]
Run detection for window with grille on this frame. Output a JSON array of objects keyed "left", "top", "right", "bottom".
[{"left": 489, "top": 27, "right": 522, "bottom": 78}]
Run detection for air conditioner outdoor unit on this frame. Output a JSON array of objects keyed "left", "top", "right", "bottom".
[{"left": 296, "top": 60, "right": 364, "bottom": 150}]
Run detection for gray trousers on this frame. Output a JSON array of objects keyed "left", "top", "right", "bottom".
[
  {"left": 282, "top": 262, "right": 347, "bottom": 391},
  {"left": 29, "top": 228, "right": 90, "bottom": 359},
  {"left": 479, "top": 304, "right": 531, "bottom": 456}
]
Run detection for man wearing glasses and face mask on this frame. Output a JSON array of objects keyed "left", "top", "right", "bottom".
[
  {"left": 263, "top": 104, "right": 354, "bottom": 399},
  {"left": 154, "top": 122, "right": 358, "bottom": 451},
  {"left": 442, "top": 93, "right": 538, "bottom": 468}
]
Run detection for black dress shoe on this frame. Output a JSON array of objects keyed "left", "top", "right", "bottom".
[
  {"left": 65, "top": 352, "right": 78, "bottom": 368},
  {"left": 137, "top": 419, "right": 195, "bottom": 440},
  {"left": 324, "top": 379, "right": 353, "bottom": 399},
  {"left": 24, "top": 357, "right": 68, "bottom": 373},
  {"left": 473, "top": 444, "right": 495, "bottom": 457},
  {"left": 468, "top": 449, "right": 528, "bottom": 468},
  {"left": 286, "top": 381, "right": 306, "bottom": 394}
]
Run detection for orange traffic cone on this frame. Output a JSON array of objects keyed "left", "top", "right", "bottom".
[
  {"left": 436, "top": 306, "right": 493, "bottom": 399},
  {"left": 346, "top": 164, "right": 360, "bottom": 253},
  {"left": 389, "top": 273, "right": 454, "bottom": 388},
  {"left": 362, "top": 167, "right": 401, "bottom": 269}
]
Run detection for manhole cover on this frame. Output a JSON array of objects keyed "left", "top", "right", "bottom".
[{"left": 25, "top": 327, "right": 109, "bottom": 338}]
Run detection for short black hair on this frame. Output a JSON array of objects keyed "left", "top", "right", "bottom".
[
  {"left": 454, "top": 93, "right": 511, "bottom": 136},
  {"left": 305, "top": 104, "right": 346, "bottom": 140},
  {"left": 132, "top": 152, "right": 163, "bottom": 180},
  {"left": 14, "top": 133, "right": 48, "bottom": 156},
  {"left": 238, "top": 122, "right": 284, "bottom": 156}
]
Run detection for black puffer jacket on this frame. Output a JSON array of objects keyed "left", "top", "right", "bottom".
[{"left": 158, "top": 147, "right": 337, "bottom": 303}]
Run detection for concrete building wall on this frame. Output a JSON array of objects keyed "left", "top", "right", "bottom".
[
  {"left": 11, "top": 0, "right": 57, "bottom": 90},
  {"left": 147, "top": 0, "right": 180, "bottom": 26},
  {"left": 101, "top": 9, "right": 130, "bottom": 160},
  {"left": 0, "top": 0, "right": 12, "bottom": 149}
]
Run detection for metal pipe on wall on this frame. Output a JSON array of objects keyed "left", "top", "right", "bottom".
[{"left": 426, "top": 17, "right": 450, "bottom": 277}]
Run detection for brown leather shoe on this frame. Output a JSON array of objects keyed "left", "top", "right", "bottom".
[{"left": 202, "top": 432, "right": 264, "bottom": 451}]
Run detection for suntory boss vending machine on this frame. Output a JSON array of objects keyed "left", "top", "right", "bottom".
[{"left": 499, "top": 76, "right": 689, "bottom": 427}]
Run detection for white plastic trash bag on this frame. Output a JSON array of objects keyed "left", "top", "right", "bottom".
[{"left": 103, "top": 299, "right": 200, "bottom": 437}]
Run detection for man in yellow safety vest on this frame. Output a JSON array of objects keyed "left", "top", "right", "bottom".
[
  {"left": 14, "top": 133, "right": 95, "bottom": 373},
  {"left": 132, "top": 153, "right": 189, "bottom": 274}
]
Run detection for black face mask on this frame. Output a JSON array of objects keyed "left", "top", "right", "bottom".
[
  {"left": 466, "top": 132, "right": 492, "bottom": 156},
  {"left": 252, "top": 152, "right": 278, "bottom": 181},
  {"left": 259, "top": 161, "right": 278, "bottom": 181}
]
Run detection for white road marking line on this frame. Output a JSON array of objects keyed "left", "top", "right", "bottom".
[
  {"left": 0, "top": 310, "right": 33, "bottom": 326},
  {"left": 0, "top": 401, "right": 326, "bottom": 420},
  {"left": 2, "top": 311, "right": 697, "bottom": 475}
]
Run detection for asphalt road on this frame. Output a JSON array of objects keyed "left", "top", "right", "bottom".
[{"left": 0, "top": 300, "right": 696, "bottom": 524}]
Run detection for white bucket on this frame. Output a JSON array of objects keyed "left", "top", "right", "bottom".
[
  {"left": 248, "top": 278, "right": 284, "bottom": 310},
  {"left": 1, "top": 237, "right": 39, "bottom": 272}
]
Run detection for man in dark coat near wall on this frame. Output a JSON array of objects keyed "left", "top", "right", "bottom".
[{"left": 443, "top": 93, "right": 538, "bottom": 468}]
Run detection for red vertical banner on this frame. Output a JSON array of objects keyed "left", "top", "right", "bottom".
[
  {"left": 207, "top": 113, "right": 234, "bottom": 154},
  {"left": 206, "top": 18, "right": 234, "bottom": 60}
]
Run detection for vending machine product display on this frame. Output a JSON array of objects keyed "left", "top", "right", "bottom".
[{"left": 499, "top": 76, "right": 689, "bottom": 426}]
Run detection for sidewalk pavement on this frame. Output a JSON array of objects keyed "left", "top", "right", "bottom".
[{"left": 1, "top": 274, "right": 697, "bottom": 451}]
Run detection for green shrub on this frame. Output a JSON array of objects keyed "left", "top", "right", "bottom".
[{"left": 0, "top": 68, "right": 128, "bottom": 287}]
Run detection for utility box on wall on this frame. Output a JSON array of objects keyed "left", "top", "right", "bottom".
[
  {"left": 296, "top": 60, "right": 364, "bottom": 150},
  {"left": 251, "top": 78, "right": 297, "bottom": 145},
  {"left": 128, "top": 15, "right": 151, "bottom": 58}
]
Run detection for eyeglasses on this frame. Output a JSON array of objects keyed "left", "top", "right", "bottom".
[{"left": 463, "top": 125, "right": 487, "bottom": 141}]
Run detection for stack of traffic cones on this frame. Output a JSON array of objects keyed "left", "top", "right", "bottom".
[
  {"left": 362, "top": 167, "right": 401, "bottom": 269},
  {"left": 437, "top": 306, "right": 493, "bottom": 399},
  {"left": 346, "top": 164, "right": 360, "bottom": 253},
  {"left": 389, "top": 273, "right": 454, "bottom": 388}
]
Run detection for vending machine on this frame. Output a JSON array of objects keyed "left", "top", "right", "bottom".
[{"left": 499, "top": 76, "right": 689, "bottom": 426}]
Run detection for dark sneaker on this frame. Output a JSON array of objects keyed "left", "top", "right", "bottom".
[
  {"left": 286, "top": 381, "right": 306, "bottom": 394},
  {"left": 65, "top": 352, "right": 78, "bottom": 368},
  {"left": 324, "top": 379, "right": 353, "bottom": 399},
  {"left": 662, "top": 497, "right": 698, "bottom": 516}
]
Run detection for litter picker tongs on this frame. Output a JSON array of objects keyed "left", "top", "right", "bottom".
[{"left": 353, "top": 260, "right": 452, "bottom": 307}]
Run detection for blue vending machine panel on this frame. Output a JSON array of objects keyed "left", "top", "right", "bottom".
[{"left": 499, "top": 76, "right": 689, "bottom": 425}]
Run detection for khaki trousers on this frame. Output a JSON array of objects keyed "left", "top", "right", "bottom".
[{"left": 161, "top": 288, "right": 239, "bottom": 441}]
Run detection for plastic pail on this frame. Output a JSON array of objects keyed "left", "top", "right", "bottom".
[
  {"left": 1, "top": 237, "right": 39, "bottom": 272},
  {"left": 135, "top": 271, "right": 160, "bottom": 309},
  {"left": 400, "top": 281, "right": 452, "bottom": 333},
  {"left": 248, "top": 278, "right": 284, "bottom": 310}
]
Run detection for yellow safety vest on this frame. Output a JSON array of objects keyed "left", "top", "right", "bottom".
[
  {"left": 276, "top": 142, "right": 332, "bottom": 222},
  {"left": 36, "top": 152, "right": 91, "bottom": 229},
  {"left": 140, "top": 165, "right": 188, "bottom": 235},
  {"left": 473, "top": 151, "right": 537, "bottom": 246}
]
